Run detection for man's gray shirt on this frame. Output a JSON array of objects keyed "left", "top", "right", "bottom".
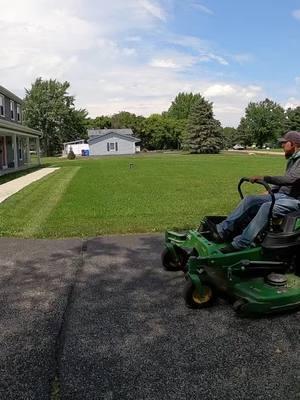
[{"left": 264, "top": 151, "right": 300, "bottom": 200}]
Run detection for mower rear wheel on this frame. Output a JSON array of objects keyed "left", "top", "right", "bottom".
[
  {"left": 183, "top": 278, "right": 213, "bottom": 309},
  {"left": 161, "top": 247, "right": 188, "bottom": 271}
]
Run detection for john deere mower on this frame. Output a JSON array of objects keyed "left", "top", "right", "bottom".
[{"left": 161, "top": 178, "right": 300, "bottom": 316}]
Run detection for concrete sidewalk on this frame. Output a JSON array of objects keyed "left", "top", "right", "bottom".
[{"left": 0, "top": 167, "right": 59, "bottom": 203}]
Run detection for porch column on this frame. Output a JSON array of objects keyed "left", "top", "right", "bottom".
[
  {"left": 37, "top": 137, "right": 41, "bottom": 165},
  {"left": 12, "top": 134, "right": 18, "bottom": 169},
  {"left": 26, "top": 137, "right": 30, "bottom": 165},
  {"left": 3, "top": 136, "right": 7, "bottom": 168}
]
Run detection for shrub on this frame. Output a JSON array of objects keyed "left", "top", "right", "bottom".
[{"left": 67, "top": 149, "right": 76, "bottom": 160}]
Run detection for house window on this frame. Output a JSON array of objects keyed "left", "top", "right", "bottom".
[
  {"left": 107, "top": 142, "right": 118, "bottom": 151},
  {"left": 10, "top": 100, "right": 14, "bottom": 120},
  {"left": 17, "top": 104, "right": 21, "bottom": 122},
  {"left": 0, "top": 95, "right": 4, "bottom": 117}
]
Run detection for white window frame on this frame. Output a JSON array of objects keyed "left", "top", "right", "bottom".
[
  {"left": 10, "top": 100, "right": 15, "bottom": 120},
  {"left": 107, "top": 141, "right": 119, "bottom": 152},
  {"left": 17, "top": 104, "right": 21, "bottom": 122},
  {"left": 0, "top": 95, "right": 4, "bottom": 117}
]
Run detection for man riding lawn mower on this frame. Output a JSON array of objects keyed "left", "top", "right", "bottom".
[{"left": 162, "top": 131, "right": 300, "bottom": 316}]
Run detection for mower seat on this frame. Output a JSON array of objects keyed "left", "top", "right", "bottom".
[{"left": 262, "top": 210, "right": 300, "bottom": 251}]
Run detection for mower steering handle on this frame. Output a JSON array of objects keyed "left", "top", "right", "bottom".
[
  {"left": 238, "top": 178, "right": 276, "bottom": 229},
  {"left": 238, "top": 177, "right": 273, "bottom": 199}
]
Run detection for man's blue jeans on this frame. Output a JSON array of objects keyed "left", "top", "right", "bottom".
[{"left": 216, "top": 193, "right": 300, "bottom": 249}]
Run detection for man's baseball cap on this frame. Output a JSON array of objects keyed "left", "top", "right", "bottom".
[{"left": 278, "top": 131, "right": 300, "bottom": 145}]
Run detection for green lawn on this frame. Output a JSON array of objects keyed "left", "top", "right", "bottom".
[{"left": 0, "top": 152, "right": 285, "bottom": 238}]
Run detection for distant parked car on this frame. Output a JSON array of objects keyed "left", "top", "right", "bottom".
[{"left": 233, "top": 144, "right": 245, "bottom": 150}]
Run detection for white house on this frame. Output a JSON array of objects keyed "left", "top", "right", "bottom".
[
  {"left": 88, "top": 129, "right": 140, "bottom": 156},
  {"left": 0, "top": 85, "right": 42, "bottom": 174}
]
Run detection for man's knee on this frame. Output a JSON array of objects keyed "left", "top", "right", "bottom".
[
  {"left": 258, "top": 201, "right": 272, "bottom": 214},
  {"left": 243, "top": 194, "right": 262, "bottom": 206}
]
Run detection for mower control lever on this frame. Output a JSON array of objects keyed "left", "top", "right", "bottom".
[
  {"left": 238, "top": 177, "right": 273, "bottom": 198},
  {"left": 238, "top": 177, "right": 276, "bottom": 229}
]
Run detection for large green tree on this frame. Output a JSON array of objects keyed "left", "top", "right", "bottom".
[
  {"left": 23, "top": 78, "right": 88, "bottom": 156},
  {"left": 61, "top": 108, "right": 89, "bottom": 143},
  {"left": 186, "top": 95, "right": 222, "bottom": 153},
  {"left": 167, "top": 92, "right": 202, "bottom": 120},
  {"left": 222, "top": 127, "right": 238, "bottom": 148},
  {"left": 243, "top": 98, "right": 285, "bottom": 148},
  {"left": 110, "top": 111, "right": 146, "bottom": 144},
  {"left": 236, "top": 117, "right": 253, "bottom": 146},
  {"left": 111, "top": 111, "right": 138, "bottom": 129},
  {"left": 87, "top": 115, "right": 112, "bottom": 129},
  {"left": 285, "top": 107, "right": 300, "bottom": 131},
  {"left": 143, "top": 114, "right": 183, "bottom": 150}
]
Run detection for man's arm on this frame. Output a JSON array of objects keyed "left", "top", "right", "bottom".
[{"left": 250, "top": 158, "right": 300, "bottom": 186}]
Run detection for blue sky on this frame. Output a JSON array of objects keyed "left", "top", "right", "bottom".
[{"left": 1, "top": 0, "right": 300, "bottom": 126}]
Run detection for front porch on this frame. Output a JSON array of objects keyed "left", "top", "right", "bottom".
[{"left": 0, "top": 120, "right": 42, "bottom": 175}]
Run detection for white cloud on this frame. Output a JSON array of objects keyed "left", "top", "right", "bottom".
[
  {"left": 202, "top": 83, "right": 263, "bottom": 126},
  {"left": 191, "top": 2, "right": 214, "bottom": 15},
  {"left": 168, "top": 34, "right": 209, "bottom": 51},
  {"left": 204, "top": 84, "right": 236, "bottom": 97},
  {"left": 125, "top": 36, "right": 142, "bottom": 42},
  {"left": 204, "top": 83, "right": 262, "bottom": 100},
  {"left": 233, "top": 53, "right": 254, "bottom": 64},
  {"left": 206, "top": 53, "right": 228, "bottom": 66},
  {"left": 150, "top": 59, "right": 180, "bottom": 68},
  {"left": 138, "top": 0, "right": 167, "bottom": 21},
  {"left": 284, "top": 97, "right": 300, "bottom": 109},
  {"left": 167, "top": 34, "right": 229, "bottom": 65},
  {"left": 292, "top": 9, "right": 300, "bottom": 20},
  {"left": 149, "top": 51, "right": 198, "bottom": 69}
]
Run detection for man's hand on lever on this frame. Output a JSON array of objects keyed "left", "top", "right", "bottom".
[{"left": 249, "top": 176, "right": 263, "bottom": 183}]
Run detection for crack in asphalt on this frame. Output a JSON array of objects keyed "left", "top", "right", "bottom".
[{"left": 50, "top": 239, "right": 87, "bottom": 400}]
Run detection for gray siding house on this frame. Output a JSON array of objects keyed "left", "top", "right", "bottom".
[
  {"left": 0, "top": 85, "right": 42, "bottom": 174},
  {"left": 88, "top": 129, "right": 140, "bottom": 156}
]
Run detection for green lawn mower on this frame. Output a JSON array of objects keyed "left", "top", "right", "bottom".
[{"left": 161, "top": 178, "right": 300, "bottom": 316}]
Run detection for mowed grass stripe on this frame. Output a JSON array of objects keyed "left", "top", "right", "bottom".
[
  {"left": 21, "top": 167, "right": 80, "bottom": 237},
  {"left": 0, "top": 167, "right": 80, "bottom": 237}
]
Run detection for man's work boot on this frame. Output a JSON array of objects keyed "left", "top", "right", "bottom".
[
  {"left": 219, "top": 243, "right": 241, "bottom": 254},
  {"left": 205, "top": 219, "right": 225, "bottom": 243}
]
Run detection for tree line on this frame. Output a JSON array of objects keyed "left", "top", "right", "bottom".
[{"left": 23, "top": 78, "right": 300, "bottom": 156}]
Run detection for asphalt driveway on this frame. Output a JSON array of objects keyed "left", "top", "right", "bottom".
[
  {"left": 0, "top": 237, "right": 83, "bottom": 399},
  {"left": 0, "top": 235, "right": 299, "bottom": 399}
]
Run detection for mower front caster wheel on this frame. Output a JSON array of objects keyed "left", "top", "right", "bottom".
[
  {"left": 233, "top": 299, "right": 248, "bottom": 315},
  {"left": 161, "top": 247, "right": 188, "bottom": 272},
  {"left": 183, "top": 278, "right": 214, "bottom": 309}
]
